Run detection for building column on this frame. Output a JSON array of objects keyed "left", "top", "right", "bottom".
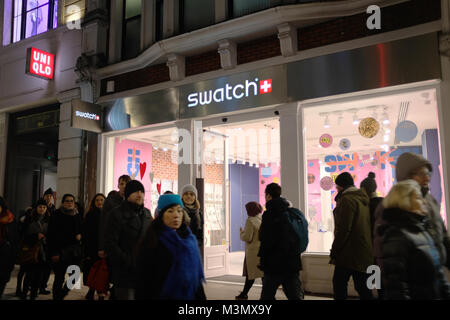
[
  {"left": 142, "top": 0, "right": 155, "bottom": 50},
  {"left": 56, "top": 89, "right": 83, "bottom": 203},
  {"left": 176, "top": 119, "right": 194, "bottom": 189},
  {"left": 108, "top": 0, "right": 124, "bottom": 64},
  {"left": 0, "top": 113, "right": 8, "bottom": 196},
  {"left": 278, "top": 102, "right": 305, "bottom": 211},
  {"left": 439, "top": 0, "right": 450, "bottom": 227}
]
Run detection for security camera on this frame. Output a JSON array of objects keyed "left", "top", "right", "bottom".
[
  {"left": 274, "top": 111, "right": 280, "bottom": 116},
  {"left": 222, "top": 118, "right": 228, "bottom": 123}
]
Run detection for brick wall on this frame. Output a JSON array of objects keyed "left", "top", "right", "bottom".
[
  {"left": 237, "top": 35, "right": 281, "bottom": 65},
  {"left": 205, "top": 164, "right": 224, "bottom": 185},
  {"left": 101, "top": 63, "right": 170, "bottom": 96},
  {"left": 186, "top": 51, "right": 221, "bottom": 77},
  {"left": 152, "top": 148, "right": 178, "bottom": 182}
]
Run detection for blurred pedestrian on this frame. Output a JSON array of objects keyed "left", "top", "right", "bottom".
[
  {"left": 330, "top": 172, "right": 374, "bottom": 300},
  {"left": 104, "top": 180, "right": 153, "bottom": 300},
  {"left": 258, "top": 183, "right": 304, "bottom": 300},
  {"left": 0, "top": 196, "right": 19, "bottom": 300},
  {"left": 82, "top": 193, "right": 106, "bottom": 300},
  {"left": 236, "top": 202, "right": 264, "bottom": 300},
  {"left": 379, "top": 180, "right": 450, "bottom": 299},
  {"left": 135, "top": 194, "right": 205, "bottom": 300},
  {"left": 47, "top": 194, "right": 82, "bottom": 300},
  {"left": 43, "top": 188, "right": 56, "bottom": 216},
  {"left": 20, "top": 198, "right": 50, "bottom": 300}
]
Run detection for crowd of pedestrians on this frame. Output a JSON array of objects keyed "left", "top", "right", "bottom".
[{"left": 0, "top": 152, "right": 449, "bottom": 300}]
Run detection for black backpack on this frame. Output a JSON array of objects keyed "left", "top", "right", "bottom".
[{"left": 283, "top": 208, "right": 309, "bottom": 254}]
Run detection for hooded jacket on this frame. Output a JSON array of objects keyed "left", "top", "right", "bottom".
[
  {"left": 374, "top": 153, "right": 450, "bottom": 268},
  {"left": 330, "top": 187, "right": 373, "bottom": 273},
  {"left": 258, "top": 197, "right": 302, "bottom": 274},
  {"left": 379, "top": 207, "right": 450, "bottom": 300}
]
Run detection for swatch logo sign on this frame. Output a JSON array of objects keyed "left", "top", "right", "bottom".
[
  {"left": 187, "top": 78, "right": 273, "bottom": 108},
  {"left": 76, "top": 111, "right": 100, "bottom": 121}
]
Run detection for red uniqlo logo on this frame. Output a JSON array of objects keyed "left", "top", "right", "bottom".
[
  {"left": 27, "top": 47, "right": 55, "bottom": 80},
  {"left": 260, "top": 79, "right": 272, "bottom": 94}
]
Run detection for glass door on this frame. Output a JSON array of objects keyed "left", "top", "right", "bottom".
[{"left": 202, "top": 130, "right": 230, "bottom": 278}]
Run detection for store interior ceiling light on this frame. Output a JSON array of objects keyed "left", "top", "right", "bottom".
[
  {"left": 324, "top": 115, "right": 330, "bottom": 129},
  {"left": 353, "top": 113, "right": 359, "bottom": 125}
]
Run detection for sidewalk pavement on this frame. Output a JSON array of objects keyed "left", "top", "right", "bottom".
[{"left": 2, "top": 266, "right": 332, "bottom": 301}]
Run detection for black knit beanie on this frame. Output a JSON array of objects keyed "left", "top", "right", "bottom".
[
  {"left": 335, "top": 172, "right": 354, "bottom": 189},
  {"left": 360, "top": 172, "right": 377, "bottom": 194},
  {"left": 125, "top": 180, "right": 145, "bottom": 199}
]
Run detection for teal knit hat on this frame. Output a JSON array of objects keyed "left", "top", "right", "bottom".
[{"left": 157, "top": 194, "right": 184, "bottom": 214}]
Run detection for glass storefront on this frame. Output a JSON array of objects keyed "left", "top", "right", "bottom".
[{"left": 303, "top": 87, "right": 446, "bottom": 253}]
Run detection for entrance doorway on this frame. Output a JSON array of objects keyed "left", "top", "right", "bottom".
[{"left": 202, "top": 117, "right": 280, "bottom": 277}]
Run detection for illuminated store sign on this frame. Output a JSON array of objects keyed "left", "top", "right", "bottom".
[
  {"left": 26, "top": 47, "right": 55, "bottom": 80},
  {"left": 187, "top": 78, "right": 273, "bottom": 108},
  {"left": 71, "top": 99, "right": 103, "bottom": 133}
]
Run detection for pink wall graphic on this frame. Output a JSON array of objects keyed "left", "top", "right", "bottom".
[
  {"left": 259, "top": 164, "right": 281, "bottom": 208},
  {"left": 114, "top": 138, "right": 153, "bottom": 209}
]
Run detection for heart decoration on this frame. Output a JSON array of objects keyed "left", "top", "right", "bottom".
[
  {"left": 157, "top": 182, "right": 162, "bottom": 195},
  {"left": 139, "top": 162, "right": 147, "bottom": 180}
]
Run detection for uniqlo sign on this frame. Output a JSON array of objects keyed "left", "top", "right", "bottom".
[{"left": 26, "top": 47, "right": 55, "bottom": 80}]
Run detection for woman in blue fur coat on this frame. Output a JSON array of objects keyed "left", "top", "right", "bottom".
[{"left": 135, "top": 194, "right": 205, "bottom": 300}]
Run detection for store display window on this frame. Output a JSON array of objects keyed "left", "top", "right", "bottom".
[{"left": 303, "top": 88, "right": 446, "bottom": 253}]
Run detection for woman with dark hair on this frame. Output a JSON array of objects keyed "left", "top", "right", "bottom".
[
  {"left": 236, "top": 202, "right": 264, "bottom": 300},
  {"left": 47, "top": 194, "right": 82, "bottom": 300},
  {"left": 82, "top": 193, "right": 106, "bottom": 300},
  {"left": 20, "top": 198, "right": 50, "bottom": 300},
  {"left": 0, "top": 196, "right": 19, "bottom": 300},
  {"left": 135, "top": 194, "right": 205, "bottom": 300}
]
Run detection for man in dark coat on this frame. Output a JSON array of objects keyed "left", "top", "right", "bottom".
[
  {"left": 258, "top": 183, "right": 303, "bottom": 300},
  {"left": 43, "top": 188, "right": 56, "bottom": 216},
  {"left": 104, "top": 180, "right": 153, "bottom": 300},
  {"left": 330, "top": 172, "right": 374, "bottom": 300}
]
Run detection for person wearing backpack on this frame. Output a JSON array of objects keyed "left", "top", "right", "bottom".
[
  {"left": 330, "top": 172, "right": 374, "bottom": 300},
  {"left": 258, "top": 183, "right": 306, "bottom": 300}
]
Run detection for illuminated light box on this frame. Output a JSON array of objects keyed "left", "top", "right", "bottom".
[{"left": 26, "top": 47, "right": 55, "bottom": 80}]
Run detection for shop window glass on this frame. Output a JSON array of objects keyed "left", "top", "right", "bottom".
[
  {"left": 122, "top": 0, "right": 141, "bottom": 60},
  {"left": 106, "top": 127, "right": 179, "bottom": 213},
  {"left": 181, "top": 0, "right": 215, "bottom": 33},
  {"left": 303, "top": 89, "right": 446, "bottom": 253},
  {"left": 12, "top": 0, "right": 57, "bottom": 43},
  {"left": 155, "top": 0, "right": 164, "bottom": 41}
]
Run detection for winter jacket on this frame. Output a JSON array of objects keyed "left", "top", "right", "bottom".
[
  {"left": 240, "top": 214, "right": 263, "bottom": 280},
  {"left": 258, "top": 197, "right": 302, "bottom": 274},
  {"left": 83, "top": 207, "right": 102, "bottom": 259},
  {"left": 0, "top": 211, "right": 19, "bottom": 285},
  {"left": 104, "top": 201, "right": 153, "bottom": 288},
  {"left": 46, "top": 208, "right": 82, "bottom": 259},
  {"left": 368, "top": 195, "right": 383, "bottom": 240},
  {"left": 395, "top": 152, "right": 450, "bottom": 267},
  {"left": 98, "top": 191, "right": 123, "bottom": 251},
  {"left": 330, "top": 187, "right": 373, "bottom": 273},
  {"left": 184, "top": 206, "right": 203, "bottom": 246},
  {"left": 135, "top": 226, "right": 206, "bottom": 300},
  {"left": 23, "top": 213, "right": 49, "bottom": 263},
  {"left": 379, "top": 207, "right": 450, "bottom": 300}
]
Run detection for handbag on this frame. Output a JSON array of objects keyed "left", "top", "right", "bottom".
[
  {"left": 16, "top": 241, "right": 40, "bottom": 265},
  {"left": 87, "top": 259, "right": 110, "bottom": 293}
]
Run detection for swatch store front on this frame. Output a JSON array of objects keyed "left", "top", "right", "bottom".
[{"left": 96, "top": 33, "right": 449, "bottom": 294}]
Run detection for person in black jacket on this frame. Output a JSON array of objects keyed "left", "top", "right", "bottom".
[
  {"left": 43, "top": 188, "right": 56, "bottom": 216},
  {"left": 379, "top": 179, "right": 450, "bottom": 300},
  {"left": 258, "top": 183, "right": 303, "bottom": 300},
  {"left": 82, "top": 193, "right": 106, "bottom": 300},
  {"left": 104, "top": 180, "right": 153, "bottom": 300},
  {"left": 135, "top": 194, "right": 205, "bottom": 300},
  {"left": 47, "top": 194, "right": 82, "bottom": 300},
  {"left": 0, "top": 196, "right": 19, "bottom": 300},
  {"left": 180, "top": 184, "right": 204, "bottom": 250},
  {"left": 20, "top": 198, "right": 50, "bottom": 300}
]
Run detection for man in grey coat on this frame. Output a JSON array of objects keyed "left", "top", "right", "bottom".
[{"left": 373, "top": 152, "right": 450, "bottom": 270}]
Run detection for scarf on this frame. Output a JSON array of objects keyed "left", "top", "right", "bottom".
[{"left": 159, "top": 225, "right": 205, "bottom": 300}]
